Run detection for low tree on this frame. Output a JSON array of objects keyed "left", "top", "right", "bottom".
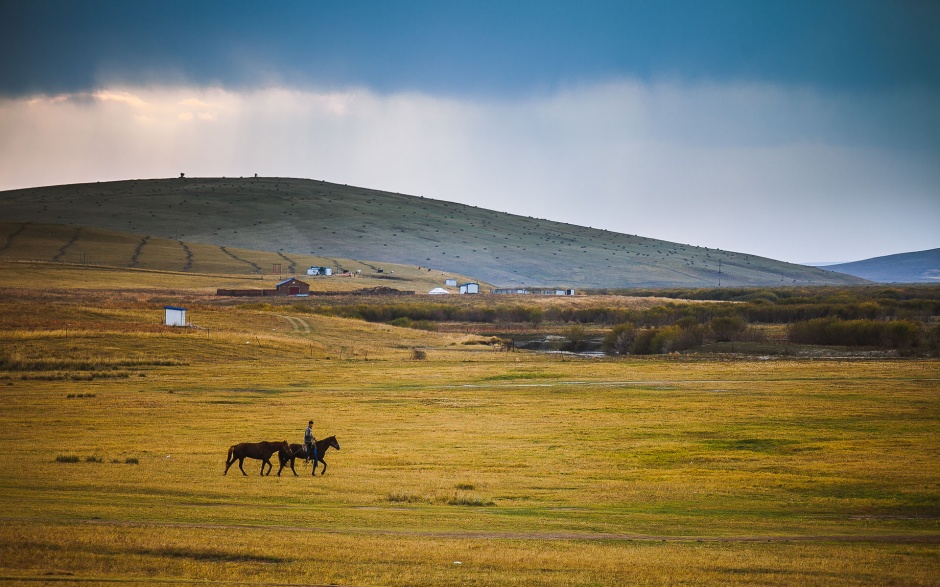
[
  {"left": 603, "top": 323, "right": 637, "bottom": 355},
  {"left": 710, "top": 316, "right": 747, "bottom": 342},
  {"left": 562, "top": 324, "right": 588, "bottom": 352}
]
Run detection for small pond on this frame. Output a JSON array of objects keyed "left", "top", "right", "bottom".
[{"left": 491, "top": 334, "right": 607, "bottom": 357}]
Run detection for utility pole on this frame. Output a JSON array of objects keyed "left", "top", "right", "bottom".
[{"left": 718, "top": 259, "right": 722, "bottom": 288}]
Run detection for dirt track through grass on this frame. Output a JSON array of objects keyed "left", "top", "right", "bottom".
[{"left": 278, "top": 315, "right": 312, "bottom": 333}]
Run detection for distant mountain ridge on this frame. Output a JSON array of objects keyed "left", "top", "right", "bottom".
[
  {"left": 823, "top": 249, "right": 940, "bottom": 283},
  {"left": 0, "top": 177, "right": 867, "bottom": 289}
]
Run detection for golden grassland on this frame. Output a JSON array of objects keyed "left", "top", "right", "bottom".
[{"left": 0, "top": 266, "right": 937, "bottom": 586}]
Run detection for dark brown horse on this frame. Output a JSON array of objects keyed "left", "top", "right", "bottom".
[
  {"left": 277, "top": 435, "right": 340, "bottom": 477},
  {"left": 224, "top": 440, "right": 290, "bottom": 476}
]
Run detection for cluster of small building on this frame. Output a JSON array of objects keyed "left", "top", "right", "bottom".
[
  {"left": 492, "top": 288, "right": 576, "bottom": 295},
  {"left": 213, "top": 272, "right": 575, "bottom": 298},
  {"left": 429, "top": 279, "right": 480, "bottom": 295},
  {"left": 172, "top": 275, "right": 576, "bottom": 326},
  {"left": 431, "top": 279, "right": 574, "bottom": 296},
  {"left": 216, "top": 277, "right": 312, "bottom": 297}
]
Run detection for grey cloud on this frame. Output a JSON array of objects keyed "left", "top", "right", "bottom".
[{"left": 0, "top": 81, "right": 936, "bottom": 264}]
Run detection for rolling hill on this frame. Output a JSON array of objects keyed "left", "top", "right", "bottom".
[
  {"left": 0, "top": 222, "right": 477, "bottom": 294},
  {"left": 0, "top": 177, "right": 866, "bottom": 288},
  {"left": 822, "top": 249, "right": 940, "bottom": 283}
]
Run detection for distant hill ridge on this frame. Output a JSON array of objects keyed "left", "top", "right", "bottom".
[
  {"left": 824, "top": 249, "right": 940, "bottom": 283},
  {"left": 0, "top": 177, "right": 866, "bottom": 288}
]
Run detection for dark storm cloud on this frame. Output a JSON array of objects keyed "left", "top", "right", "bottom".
[{"left": 2, "top": 0, "right": 939, "bottom": 97}]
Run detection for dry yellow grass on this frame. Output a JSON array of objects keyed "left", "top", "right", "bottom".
[{"left": 0, "top": 264, "right": 937, "bottom": 586}]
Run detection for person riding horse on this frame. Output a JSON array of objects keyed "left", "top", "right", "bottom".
[{"left": 304, "top": 420, "right": 317, "bottom": 463}]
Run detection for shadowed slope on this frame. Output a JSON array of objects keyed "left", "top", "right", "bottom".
[{"left": 824, "top": 249, "right": 940, "bottom": 283}]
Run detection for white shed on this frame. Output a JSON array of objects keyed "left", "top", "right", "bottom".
[
  {"left": 445, "top": 278, "right": 457, "bottom": 287},
  {"left": 164, "top": 306, "right": 187, "bottom": 327},
  {"left": 459, "top": 283, "right": 480, "bottom": 294}
]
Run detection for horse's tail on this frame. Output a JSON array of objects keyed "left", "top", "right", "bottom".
[{"left": 226, "top": 444, "right": 235, "bottom": 464}]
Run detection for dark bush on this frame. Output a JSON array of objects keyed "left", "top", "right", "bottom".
[
  {"left": 561, "top": 324, "right": 588, "bottom": 352},
  {"left": 602, "top": 323, "right": 637, "bottom": 355},
  {"left": 629, "top": 329, "right": 656, "bottom": 355},
  {"left": 710, "top": 316, "right": 747, "bottom": 342},
  {"left": 788, "top": 318, "right": 924, "bottom": 348}
]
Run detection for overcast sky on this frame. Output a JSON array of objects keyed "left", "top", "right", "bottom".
[{"left": 1, "top": 0, "right": 937, "bottom": 264}]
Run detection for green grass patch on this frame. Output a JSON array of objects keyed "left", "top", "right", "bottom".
[{"left": 482, "top": 371, "right": 553, "bottom": 381}]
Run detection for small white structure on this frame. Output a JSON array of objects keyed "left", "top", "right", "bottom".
[
  {"left": 306, "top": 266, "right": 333, "bottom": 276},
  {"left": 445, "top": 278, "right": 457, "bottom": 287},
  {"left": 429, "top": 287, "right": 450, "bottom": 295},
  {"left": 164, "top": 306, "right": 187, "bottom": 327},
  {"left": 459, "top": 283, "right": 480, "bottom": 294}
]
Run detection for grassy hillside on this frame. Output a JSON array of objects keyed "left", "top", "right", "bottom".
[
  {"left": 0, "top": 222, "right": 479, "bottom": 294},
  {"left": 824, "top": 248, "right": 940, "bottom": 283},
  {"left": 1, "top": 177, "right": 866, "bottom": 288}
]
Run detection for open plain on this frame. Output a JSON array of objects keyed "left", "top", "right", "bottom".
[{"left": 0, "top": 262, "right": 937, "bottom": 586}]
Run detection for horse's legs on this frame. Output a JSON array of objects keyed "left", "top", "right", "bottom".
[
  {"left": 224, "top": 448, "right": 236, "bottom": 475},
  {"left": 261, "top": 458, "right": 270, "bottom": 476},
  {"left": 238, "top": 457, "right": 248, "bottom": 476},
  {"left": 319, "top": 459, "right": 327, "bottom": 475},
  {"left": 289, "top": 458, "right": 298, "bottom": 476}
]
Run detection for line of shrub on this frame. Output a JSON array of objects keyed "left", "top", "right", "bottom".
[
  {"left": 313, "top": 302, "right": 544, "bottom": 324},
  {"left": 602, "top": 316, "right": 763, "bottom": 355},
  {"left": 788, "top": 318, "right": 930, "bottom": 349},
  {"left": 590, "top": 285, "right": 940, "bottom": 304},
  {"left": 300, "top": 286, "right": 940, "bottom": 356},
  {"left": 307, "top": 294, "right": 939, "bottom": 329},
  {"left": 388, "top": 317, "right": 438, "bottom": 331},
  {"left": 603, "top": 318, "right": 940, "bottom": 355},
  {"left": 0, "top": 355, "right": 184, "bottom": 372},
  {"left": 13, "top": 372, "right": 130, "bottom": 381},
  {"left": 55, "top": 455, "right": 139, "bottom": 464}
]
